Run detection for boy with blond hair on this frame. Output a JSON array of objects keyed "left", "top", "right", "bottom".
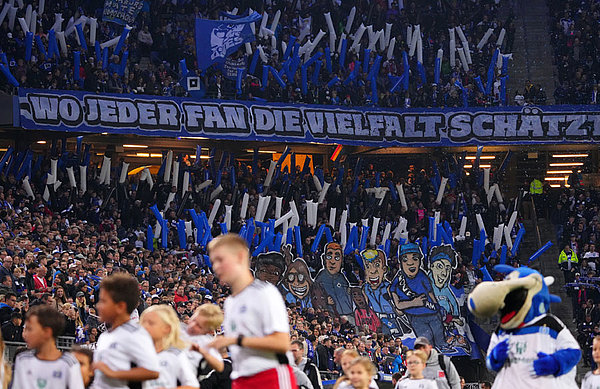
[{"left": 207, "top": 234, "right": 296, "bottom": 388}]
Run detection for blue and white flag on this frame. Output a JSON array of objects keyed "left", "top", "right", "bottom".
[
  {"left": 103, "top": 0, "right": 144, "bottom": 25},
  {"left": 195, "top": 12, "right": 261, "bottom": 71}
]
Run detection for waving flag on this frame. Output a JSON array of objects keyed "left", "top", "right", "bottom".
[{"left": 195, "top": 12, "right": 261, "bottom": 71}]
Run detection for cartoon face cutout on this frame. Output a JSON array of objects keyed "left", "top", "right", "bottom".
[
  {"left": 285, "top": 259, "right": 312, "bottom": 299},
  {"left": 430, "top": 258, "right": 452, "bottom": 288},
  {"left": 349, "top": 286, "right": 368, "bottom": 309},
  {"left": 362, "top": 249, "right": 387, "bottom": 289},
  {"left": 254, "top": 252, "right": 286, "bottom": 285},
  {"left": 321, "top": 242, "right": 343, "bottom": 275},
  {"left": 401, "top": 252, "right": 421, "bottom": 278},
  {"left": 428, "top": 244, "right": 458, "bottom": 288}
]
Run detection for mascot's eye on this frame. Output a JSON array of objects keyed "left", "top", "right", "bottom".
[{"left": 297, "top": 274, "right": 305, "bottom": 282}]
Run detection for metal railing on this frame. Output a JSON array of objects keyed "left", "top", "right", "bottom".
[
  {"left": 3, "top": 337, "right": 75, "bottom": 364},
  {"left": 319, "top": 371, "right": 482, "bottom": 389},
  {"left": 530, "top": 196, "right": 543, "bottom": 248}
]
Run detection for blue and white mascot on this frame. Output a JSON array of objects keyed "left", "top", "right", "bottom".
[{"left": 468, "top": 265, "right": 580, "bottom": 388}]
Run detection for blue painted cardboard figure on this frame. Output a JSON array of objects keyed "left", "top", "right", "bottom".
[
  {"left": 361, "top": 249, "right": 404, "bottom": 336},
  {"left": 389, "top": 243, "right": 447, "bottom": 349},
  {"left": 428, "top": 244, "right": 470, "bottom": 351},
  {"left": 314, "top": 242, "right": 353, "bottom": 320}
]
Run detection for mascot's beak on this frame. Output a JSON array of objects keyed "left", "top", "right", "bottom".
[{"left": 468, "top": 274, "right": 541, "bottom": 328}]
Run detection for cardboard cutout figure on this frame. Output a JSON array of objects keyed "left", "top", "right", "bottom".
[
  {"left": 311, "top": 282, "right": 337, "bottom": 316},
  {"left": 361, "top": 249, "right": 404, "bottom": 335},
  {"left": 428, "top": 244, "right": 471, "bottom": 351},
  {"left": 282, "top": 258, "right": 313, "bottom": 308},
  {"left": 350, "top": 286, "right": 381, "bottom": 333},
  {"left": 314, "top": 242, "right": 353, "bottom": 318},
  {"left": 253, "top": 251, "right": 286, "bottom": 285},
  {"left": 389, "top": 242, "right": 448, "bottom": 350},
  {"left": 428, "top": 245, "right": 462, "bottom": 325}
]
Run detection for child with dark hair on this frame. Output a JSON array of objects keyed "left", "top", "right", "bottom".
[
  {"left": 72, "top": 346, "right": 94, "bottom": 388},
  {"left": 12, "top": 305, "right": 85, "bottom": 388},
  {"left": 92, "top": 273, "right": 159, "bottom": 388}
]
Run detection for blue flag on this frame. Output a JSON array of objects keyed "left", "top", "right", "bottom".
[
  {"left": 195, "top": 12, "right": 261, "bottom": 71},
  {"left": 103, "top": 0, "right": 144, "bottom": 25}
]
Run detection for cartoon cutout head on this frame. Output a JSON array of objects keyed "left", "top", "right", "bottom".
[
  {"left": 321, "top": 242, "right": 343, "bottom": 275},
  {"left": 398, "top": 243, "right": 424, "bottom": 279},
  {"left": 468, "top": 265, "right": 561, "bottom": 330},
  {"left": 349, "top": 286, "right": 368, "bottom": 309},
  {"left": 254, "top": 251, "right": 287, "bottom": 285},
  {"left": 428, "top": 245, "right": 458, "bottom": 289},
  {"left": 361, "top": 249, "right": 387, "bottom": 289},
  {"left": 311, "top": 282, "right": 337, "bottom": 314},
  {"left": 284, "top": 259, "right": 312, "bottom": 299}
]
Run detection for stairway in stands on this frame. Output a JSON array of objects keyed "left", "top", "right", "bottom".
[
  {"left": 524, "top": 217, "right": 589, "bottom": 382},
  {"left": 506, "top": 0, "right": 556, "bottom": 104}
]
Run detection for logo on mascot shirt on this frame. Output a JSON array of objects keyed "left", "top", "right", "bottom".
[{"left": 438, "top": 370, "right": 445, "bottom": 378}]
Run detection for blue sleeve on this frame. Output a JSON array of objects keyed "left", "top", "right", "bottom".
[{"left": 553, "top": 348, "right": 581, "bottom": 376}]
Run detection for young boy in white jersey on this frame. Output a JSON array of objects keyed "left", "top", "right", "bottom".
[
  {"left": 582, "top": 335, "right": 600, "bottom": 389},
  {"left": 12, "top": 305, "right": 85, "bottom": 389},
  {"left": 206, "top": 234, "right": 296, "bottom": 389},
  {"left": 92, "top": 273, "right": 160, "bottom": 389}
]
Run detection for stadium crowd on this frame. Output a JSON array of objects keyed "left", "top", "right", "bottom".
[
  {"left": 0, "top": 0, "right": 515, "bottom": 108},
  {"left": 0, "top": 143, "right": 533, "bottom": 385},
  {"left": 550, "top": 185, "right": 600, "bottom": 369},
  {"left": 548, "top": 0, "right": 600, "bottom": 105}
]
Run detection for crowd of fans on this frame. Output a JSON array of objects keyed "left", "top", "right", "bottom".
[
  {"left": 550, "top": 187, "right": 600, "bottom": 369},
  {"left": 0, "top": 0, "right": 516, "bottom": 108},
  {"left": 548, "top": 0, "right": 600, "bottom": 105},
  {"left": 0, "top": 142, "right": 537, "bottom": 385}
]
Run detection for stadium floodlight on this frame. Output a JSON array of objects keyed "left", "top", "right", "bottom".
[
  {"left": 552, "top": 154, "right": 588, "bottom": 158},
  {"left": 549, "top": 162, "right": 584, "bottom": 167},
  {"left": 244, "top": 149, "right": 277, "bottom": 154},
  {"left": 546, "top": 170, "right": 572, "bottom": 174},
  {"left": 463, "top": 164, "right": 491, "bottom": 169}
]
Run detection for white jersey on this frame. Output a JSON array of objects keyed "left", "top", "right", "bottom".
[
  {"left": 581, "top": 371, "right": 600, "bottom": 389},
  {"left": 182, "top": 332, "right": 223, "bottom": 378},
  {"left": 92, "top": 320, "right": 160, "bottom": 389},
  {"left": 396, "top": 378, "right": 437, "bottom": 389},
  {"left": 142, "top": 347, "right": 199, "bottom": 389},
  {"left": 487, "top": 314, "right": 579, "bottom": 389},
  {"left": 223, "top": 280, "right": 290, "bottom": 379},
  {"left": 12, "top": 350, "right": 85, "bottom": 389}
]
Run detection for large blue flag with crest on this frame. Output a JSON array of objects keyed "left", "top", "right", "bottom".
[{"left": 195, "top": 12, "right": 261, "bottom": 71}]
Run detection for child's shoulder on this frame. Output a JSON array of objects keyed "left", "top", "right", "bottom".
[
  {"left": 58, "top": 351, "right": 79, "bottom": 367},
  {"left": 15, "top": 349, "right": 36, "bottom": 363},
  {"left": 583, "top": 370, "right": 600, "bottom": 381},
  {"left": 16, "top": 350, "right": 78, "bottom": 367},
  {"left": 110, "top": 320, "right": 143, "bottom": 334}
]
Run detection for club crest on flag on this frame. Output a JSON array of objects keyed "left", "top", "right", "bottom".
[
  {"left": 195, "top": 12, "right": 262, "bottom": 71},
  {"left": 211, "top": 24, "right": 245, "bottom": 60}
]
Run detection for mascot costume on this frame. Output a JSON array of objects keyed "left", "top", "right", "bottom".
[{"left": 468, "top": 265, "right": 580, "bottom": 388}]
